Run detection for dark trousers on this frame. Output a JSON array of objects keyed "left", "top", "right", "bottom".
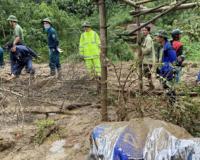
[
  {"left": 143, "top": 64, "right": 152, "bottom": 79},
  {"left": 0, "top": 47, "right": 4, "bottom": 66},
  {"left": 49, "top": 48, "right": 61, "bottom": 72},
  {"left": 13, "top": 59, "right": 35, "bottom": 76},
  {"left": 10, "top": 53, "right": 15, "bottom": 74}
]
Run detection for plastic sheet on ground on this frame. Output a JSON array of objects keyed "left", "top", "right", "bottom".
[{"left": 88, "top": 118, "right": 200, "bottom": 160}]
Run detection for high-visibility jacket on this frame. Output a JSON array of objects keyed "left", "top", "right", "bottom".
[{"left": 79, "top": 29, "right": 100, "bottom": 59}]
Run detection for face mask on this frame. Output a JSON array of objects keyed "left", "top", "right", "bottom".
[{"left": 44, "top": 24, "right": 50, "bottom": 31}]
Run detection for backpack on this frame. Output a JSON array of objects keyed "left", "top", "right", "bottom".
[{"left": 171, "top": 40, "right": 184, "bottom": 66}]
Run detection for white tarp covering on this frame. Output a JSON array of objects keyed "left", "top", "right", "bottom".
[
  {"left": 89, "top": 118, "right": 200, "bottom": 160},
  {"left": 144, "top": 127, "right": 200, "bottom": 160}
]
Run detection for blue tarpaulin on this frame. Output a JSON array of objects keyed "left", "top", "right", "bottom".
[{"left": 89, "top": 118, "right": 200, "bottom": 160}]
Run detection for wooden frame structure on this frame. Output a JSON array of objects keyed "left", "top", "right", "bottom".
[
  {"left": 98, "top": 0, "right": 198, "bottom": 120},
  {"left": 121, "top": 0, "right": 198, "bottom": 92}
]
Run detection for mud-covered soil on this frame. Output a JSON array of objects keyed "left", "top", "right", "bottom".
[{"left": 0, "top": 61, "right": 199, "bottom": 160}]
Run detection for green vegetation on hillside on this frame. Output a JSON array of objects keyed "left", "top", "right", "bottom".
[{"left": 0, "top": 0, "right": 199, "bottom": 62}]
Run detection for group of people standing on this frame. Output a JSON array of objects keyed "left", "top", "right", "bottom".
[
  {"left": 0, "top": 15, "right": 199, "bottom": 87},
  {"left": 141, "top": 26, "right": 188, "bottom": 90},
  {"left": 0, "top": 15, "right": 101, "bottom": 81}
]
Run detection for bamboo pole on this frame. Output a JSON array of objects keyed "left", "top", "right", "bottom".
[
  {"left": 128, "top": 0, "right": 188, "bottom": 36},
  {"left": 122, "top": 0, "right": 145, "bottom": 8},
  {"left": 136, "top": 0, "right": 157, "bottom": 5},
  {"left": 130, "top": 2, "right": 197, "bottom": 15},
  {"left": 135, "top": 6, "right": 143, "bottom": 92},
  {"left": 99, "top": 0, "right": 108, "bottom": 121},
  {"left": 133, "top": 3, "right": 168, "bottom": 17}
]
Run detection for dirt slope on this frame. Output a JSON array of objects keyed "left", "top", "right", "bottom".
[{"left": 0, "top": 61, "right": 199, "bottom": 160}]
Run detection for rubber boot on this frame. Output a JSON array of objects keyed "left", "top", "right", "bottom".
[
  {"left": 148, "top": 79, "right": 155, "bottom": 90},
  {"left": 96, "top": 76, "right": 101, "bottom": 94},
  {"left": 8, "top": 74, "right": 17, "bottom": 80},
  {"left": 57, "top": 69, "right": 62, "bottom": 80},
  {"left": 50, "top": 70, "right": 56, "bottom": 76},
  {"left": 30, "top": 69, "right": 35, "bottom": 79}
]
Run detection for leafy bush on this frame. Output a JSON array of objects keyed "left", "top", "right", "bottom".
[
  {"left": 0, "top": 0, "right": 82, "bottom": 62},
  {"left": 0, "top": 0, "right": 199, "bottom": 63},
  {"left": 163, "top": 95, "right": 200, "bottom": 137},
  {"left": 34, "top": 119, "right": 56, "bottom": 144}
]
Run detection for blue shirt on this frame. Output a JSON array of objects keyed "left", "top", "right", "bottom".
[
  {"left": 46, "top": 27, "right": 59, "bottom": 49},
  {"left": 11, "top": 45, "right": 37, "bottom": 63},
  {"left": 162, "top": 40, "right": 177, "bottom": 63}
]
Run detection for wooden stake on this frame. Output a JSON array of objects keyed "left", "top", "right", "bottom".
[
  {"left": 99, "top": 0, "right": 108, "bottom": 121},
  {"left": 135, "top": 6, "right": 143, "bottom": 92}
]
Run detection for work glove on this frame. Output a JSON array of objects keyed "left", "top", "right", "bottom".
[{"left": 57, "top": 47, "right": 63, "bottom": 53}]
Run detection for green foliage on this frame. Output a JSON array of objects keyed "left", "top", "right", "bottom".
[
  {"left": 106, "top": 3, "right": 133, "bottom": 61},
  {"left": 108, "top": 36, "right": 133, "bottom": 61},
  {"left": 162, "top": 84, "right": 200, "bottom": 136},
  {"left": 34, "top": 119, "right": 56, "bottom": 144},
  {"left": 0, "top": 0, "right": 136, "bottom": 62},
  {"left": 181, "top": 36, "right": 200, "bottom": 62},
  {"left": 163, "top": 95, "right": 200, "bottom": 136},
  {"left": 56, "top": 0, "right": 96, "bottom": 18},
  {"left": 0, "top": 0, "right": 82, "bottom": 62},
  {"left": 172, "top": 7, "right": 200, "bottom": 61},
  {"left": 155, "top": 5, "right": 200, "bottom": 61},
  {"left": 0, "top": 0, "right": 199, "bottom": 63}
]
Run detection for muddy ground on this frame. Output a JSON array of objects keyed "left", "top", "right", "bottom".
[{"left": 0, "top": 61, "right": 199, "bottom": 160}]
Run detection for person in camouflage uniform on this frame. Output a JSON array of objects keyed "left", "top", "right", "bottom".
[{"left": 7, "top": 15, "right": 24, "bottom": 75}]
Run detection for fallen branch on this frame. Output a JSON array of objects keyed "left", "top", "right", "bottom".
[
  {"left": 24, "top": 103, "right": 93, "bottom": 115},
  {"left": 64, "top": 103, "right": 92, "bottom": 110},
  {"left": 177, "top": 92, "right": 199, "bottom": 97},
  {"left": 0, "top": 88, "right": 23, "bottom": 97},
  {"left": 111, "top": 88, "right": 200, "bottom": 97}
]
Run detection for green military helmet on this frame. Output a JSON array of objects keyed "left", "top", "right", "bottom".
[
  {"left": 42, "top": 18, "right": 51, "bottom": 24},
  {"left": 82, "top": 21, "right": 91, "bottom": 27},
  {"left": 171, "top": 29, "right": 183, "bottom": 36},
  {"left": 7, "top": 15, "right": 18, "bottom": 22},
  {"left": 155, "top": 30, "right": 168, "bottom": 38}
]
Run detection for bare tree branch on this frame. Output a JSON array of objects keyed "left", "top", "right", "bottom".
[
  {"left": 130, "top": 2, "right": 198, "bottom": 15},
  {"left": 128, "top": 0, "right": 188, "bottom": 35}
]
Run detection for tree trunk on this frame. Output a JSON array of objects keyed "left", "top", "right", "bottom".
[
  {"left": 136, "top": 7, "right": 143, "bottom": 92},
  {"left": 98, "top": 0, "right": 108, "bottom": 121}
]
